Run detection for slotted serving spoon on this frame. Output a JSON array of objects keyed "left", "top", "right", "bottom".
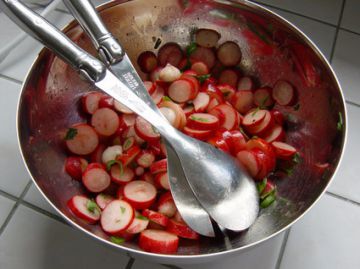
[{"left": 0, "top": 0, "right": 259, "bottom": 232}]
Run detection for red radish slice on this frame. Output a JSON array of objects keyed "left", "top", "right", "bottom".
[
  {"left": 180, "top": 74, "right": 200, "bottom": 98},
  {"left": 217, "top": 84, "right": 236, "bottom": 100},
  {"left": 135, "top": 166, "right": 145, "bottom": 176},
  {"left": 140, "top": 172, "right": 155, "bottom": 185},
  {"left": 191, "top": 61, "right": 209, "bottom": 75},
  {"left": 82, "top": 164, "right": 111, "bottom": 193},
  {"left": 207, "top": 136, "right": 230, "bottom": 153},
  {"left": 178, "top": 58, "right": 189, "bottom": 70},
  {"left": 67, "top": 195, "right": 101, "bottom": 224},
  {"left": 230, "top": 90, "right": 255, "bottom": 114},
  {"left": 134, "top": 116, "right": 160, "bottom": 143},
  {"left": 195, "top": 28, "right": 221, "bottom": 48},
  {"left": 126, "top": 212, "right": 149, "bottom": 234},
  {"left": 166, "top": 219, "right": 199, "bottom": 240},
  {"left": 206, "top": 97, "right": 220, "bottom": 112},
  {"left": 159, "top": 101, "right": 184, "bottom": 129},
  {"left": 111, "top": 165, "right": 135, "bottom": 185},
  {"left": 183, "top": 126, "right": 212, "bottom": 140},
  {"left": 102, "top": 145, "right": 123, "bottom": 164},
  {"left": 117, "top": 145, "right": 141, "bottom": 166},
  {"left": 202, "top": 81, "right": 223, "bottom": 103},
  {"left": 150, "top": 159, "right": 167, "bottom": 174},
  {"left": 142, "top": 209, "right": 169, "bottom": 227},
  {"left": 262, "top": 124, "right": 285, "bottom": 143},
  {"left": 254, "top": 87, "right": 274, "bottom": 107},
  {"left": 252, "top": 148, "right": 274, "bottom": 180},
  {"left": 154, "top": 172, "right": 170, "bottom": 190},
  {"left": 183, "top": 69, "right": 197, "bottom": 76},
  {"left": 246, "top": 110, "right": 274, "bottom": 135},
  {"left": 101, "top": 200, "right": 134, "bottom": 235},
  {"left": 157, "top": 192, "right": 176, "bottom": 218},
  {"left": 65, "top": 156, "right": 88, "bottom": 180},
  {"left": 272, "top": 80, "right": 296, "bottom": 106},
  {"left": 236, "top": 150, "right": 260, "bottom": 177},
  {"left": 122, "top": 137, "right": 135, "bottom": 151},
  {"left": 238, "top": 76, "right": 254, "bottom": 91},
  {"left": 121, "top": 114, "right": 137, "bottom": 127},
  {"left": 81, "top": 91, "right": 102, "bottom": 114},
  {"left": 173, "top": 211, "right": 185, "bottom": 223},
  {"left": 91, "top": 108, "right": 120, "bottom": 136},
  {"left": 90, "top": 144, "right": 106, "bottom": 163},
  {"left": 190, "top": 46, "right": 216, "bottom": 69},
  {"left": 158, "top": 42, "right": 184, "bottom": 67},
  {"left": 117, "top": 185, "right": 125, "bottom": 199},
  {"left": 228, "top": 130, "right": 247, "bottom": 155},
  {"left": 144, "top": 81, "right": 156, "bottom": 95},
  {"left": 98, "top": 96, "right": 114, "bottom": 109},
  {"left": 122, "top": 126, "right": 145, "bottom": 145},
  {"left": 187, "top": 113, "right": 220, "bottom": 130},
  {"left": 271, "top": 109, "right": 284, "bottom": 125},
  {"left": 242, "top": 109, "right": 266, "bottom": 127},
  {"left": 217, "top": 41, "right": 242, "bottom": 66},
  {"left": 271, "top": 141, "right": 297, "bottom": 159},
  {"left": 114, "top": 100, "right": 133, "bottom": 114},
  {"left": 183, "top": 105, "right": 195, "bottom": 117},
  {"left": 209, "top": 104, "right": 239, "bottom": 130},
  {"left": 159, "top": 63, "right": 181, "bottom": 82},
  {"left": 193, "top": 92, "right": 210, "bottom": 112},
  {"left": 168, "top": 79, "right": 195, "bottom": 103},
  {"left": 150, "top": 84, "right": 165, "bottom": 105},
  {"left": 95, "top": 193, "right": 114, "bottom": 210},
  {"left": 136, "top": 150, "right": 155, "bottom": 168},
  {"left": 65, "top": 124, "right": 99, "bottom": 155},
  {"left": 218, "top": 69, "right": 239, "bottom": 88},
  {"left": 150, "top": 67, "right": 163, "bottom": 82},
  {"left": 137, "top": 51, "right": 158, "bottom": 73},
  {"left": 123, "top": 180, "right": 157, "bottom": 210},
  {"left": 139, "top": 229, "right": 179, "bottom": 254},
  {"left": 86, "top": 163, "right": 106, "bottom": 170}
]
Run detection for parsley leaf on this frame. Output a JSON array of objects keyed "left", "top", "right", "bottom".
[
  {"left": 120, "top": 206, "right": 126, "bottom": 214},
  {"left": 190, "top": 115, "right": 209, "bottom": 122},
  {"left": 293, "top": 103, "right": 300, "bottom": 111},
  {"left": 337, "top": 112, "right": 343, "bottom": 131},
  {"left": 123, "top": 137, "right": 134, "bottom": 151},
  {"left": 186, "top": 42, "right": 197, "bottom": 56},
  {"left": 292, "top": 152, "right": 302, "bottom": 164},
  {"left": 110, "top": 236, "right": 125, "bottom": 245},
  {"left": 106, "top": 160, "right": 123, "bottom": 176},
  {"left": 136, "top": 215, "right": 149, "bottom": 221},
  {"left": 260, "top": 192, "right": 276, "bottom": 208},
  {"left": 162, "top": 96, "right": 172, "bottom": 102},
  {"left": 86, "top": 199, "right": 99, "bottom": 214},
  {"left": 65, "top": 128, "right": 77, "bottom": 140},
  {"left": 196, "top": 74, "right": 211, "bottom": 84},
  {"left": 256, "top": 178, "right": 267, "bottom": 194}
]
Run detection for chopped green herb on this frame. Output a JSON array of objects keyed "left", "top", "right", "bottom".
[
  {"left": 257, "top": 178, "right": 267, "bottom": 194},
  {"left": 120, "top": 206, "right": 126, "bottom": 214},
  {"left": 151, "top": 125, "right": 159, "bottom": 134},
  {"left": 123, "top": 137, "right": 134, "bottom": 151},
  {"left": 337, "top": 112, "right": 343, "bottom": 131},
  {"left": 86, "top": 199, "right": 99, "bottom": 214},
  {"left": 260, "top": 186, "right": 276, "bottom": 200},
  {"left": 65, "top": 128, "right": 77, "bottom": 140},
  {"left": 128, "top": 161, "right": 138, "bottom": 169},
  {"left": 259, "top": 95, "right": 269, "bottom": 109},
  {"left": 196, "top": 74, "right": 211, "bottom": 84},
  {"left": 292, "top": 152, "right": 302, "bottom": 164},
  {"left": 190, "top": 115, "right": 209, "bottom": 122},
  {"left": 162, "top": 96, "right": 172, "bottom": 102},
  {"left": 136, "top": 215, "right": 149, "bottom": 221},
  {"left": 293, "top": 103, "right": 300, "bottom": 111},
  {"left": 186, "top": 42, "right": 197, "bottom": 56},
  {"left": 260, "top": 192, "right": 276, "bottom": 208},
  {"left": 284, "top": 167, "right": 294, "bottom": 176},
  {"left": 110, "top": 236, "right": 125, "bottom": 245},
  {"left": 251, "top": 107, "right": 260, "bottom": 116},
  {"left": 106, "top": 160, "right": 123, "bottom": 175}
]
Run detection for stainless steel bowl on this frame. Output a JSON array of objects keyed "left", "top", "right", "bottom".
[{"left": 17, "top": 0, "right": 347, "bottom": 264}]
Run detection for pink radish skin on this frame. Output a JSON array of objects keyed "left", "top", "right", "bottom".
[
  {"left": 121, "top": 114, "right": 137, "bottom": 127},
  {"left": 139, "top": 229, "right": 179, "bottom": 254},
  {"left": 144, "top": 81, "right": 156, "bottom": 95},
  {"left": 217, "top": 41, "right": 242, "bottom": 66},
  {"left": 218, "top": 69, "right": 239, "bottom": 88},
  {"left": 64, "top": 156, "right": 88, "bottom": 180},
  {"left": 101, "top": 200, "right": 134, "bottom": 235},
  {"left": 136, "top": 150, "right": 156, "bottom": 168},
  {"left": 111, "top": 165, "right": 135, "bottom": 185},
  {"left": 254, "top": 87, "right": 274, "bottom": 107},
  {"left": 168, "top": 79, "right": 195, "bottom": 103},
  {"left": 237, "top": 76, "right": 254, "bottom": 91},
  {"left": 270, "top": 109, "right": 284, "bottom": 125},
  {"left": 126, "top": 212, "right": 149, "bottom": 234},
  {"left": 150, "top": 159, "right": 167, "bottom": 174},
  {"left": 137, "top": 51, "right": 158, "bottom": 73},
  {"left": 123, "top": 180, "right": 157, "bottom": 210},
  {"left": 98, "top": 95, "right": 114, "bottom": 109},
  {"left": 81, "top": 92, "right": 103, "bottom": 115},
  {"left": 142, "top": 209, "right": 169, "bottom": 227},
  {"left": 134, "top": 116, "right": 160, "bottom": 143},
  {"left": 242, "top": 109, "right": 266, "bottom": 127},
  {"left": 183, "top": 126, "right": 212, "bottom": 140},
  {"left": 246, "top": 110, "right": 274, "bottom": 135},
  {"left": 184, "top": 105, "right": 195, "bottom": 117},
  {"left": 154, "top": 172, "right": 170, "bottom": 190},
  {"left": 187, "top": 113, "right": 220, "bottom": 130},
  {"left": 195, "top": 28, "right": 221, "bottom": 48},
  {"left": 95, "top": 193, "right": 114, "bottom": 210},
  {"left": 82, "top": 164, "right": 111, "bottom": 193},
  {"left": 157, "top": 192, "right": 176, "bottom": 218},
  {"left": 272, "top": 80, "right": 296, "bottom": 106},
  {"left": 90, "top": 144, "right": 106, "bottom": 163},
  {"left": 135, "top": 166, "right": 145, "bottom": 176},
  {"left": 191, "top": 61, "right": 209, "bottom": 75},
  {"left": 231, "top": 90, "right": 255, "bottom": 114},
  {"left": 66, "top": 124, "right": 99, "bottom": 155},
  {"left": 193, "top": 92, "right": 210, "bottom": 112},
  {"left": 67, "top": 195, "right": 101, "bottom": 224},
  {"left": 209, "top": 104, "right": 239, "bottom": 130},
  {"left": 158, "top": 42, "right": 184, "bottom": 67},
  {"left": 190, "top": 46, "right": 216, "bottom": 69},
  {"left": 150, "top": 84, "right": 165, "bottom": 105},
  {"left": 271, "top": 141, "right": 297, "bottom": 160},
  {"left": 114, "top": 100, "right": 133, "bottom": 114},
  {"left": 166, "top": 219, "right": 199, "bottom": 240},
  {"left": 262, "top": 125, "right": 285, "bottom": 143},
  {"left": 206, "top": 98, "right": 221, "bottom": 112},
  {"left": 91, "top": 108, "right": 120, "bottom": 136},
  {"left": 236, "top": 150, "right": 260, "bottom": 177}
]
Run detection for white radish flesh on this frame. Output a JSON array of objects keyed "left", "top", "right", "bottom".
[
  {"left": 101, "top": 200, "right": 134, "bottom": 234},
  {"left": 82, "top": 166, "right": 111, "bottom": 193},
  {"left": 123, "top": 180, "right": 157, "bottom": 210},
  {"left": 168, "top": 79, "right": 195, "bottom": 103},
  {"left": 82, "top": 92, "right": 103, "bottom": 115},
  {"left": 91, "top": 108, "right": 120, "bottom": 136},
  {"left": 159, "top": 64, "right": 181, "bottom": 82},
  {"left": 102, "top": 145, "right": 123, "bottom": 164},
  {"left": 272, "top": 80, "right": 296, "bottom": 106},
  {"left": 65, "top": 124, "right": 99, "bottom": 155},
  {"left": 193, "top": 92, "right": 210, "bottom": 112},
  {"left": 111, "top": 165, "right": 135, "bottom": 185},
  {"left": 67, "top": 195, "right": 101, "bottom": 224}
]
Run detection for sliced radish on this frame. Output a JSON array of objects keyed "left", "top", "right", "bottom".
[
  {"left": 190, "top": 46, "right": 216, "bottom": 69},
  {"left": 111, "top": 165, "right": 135, "bottom": 185},
  {"left": 136, "top": 150, "right": 155, "bottom": 168},
  {"left": 150, "top": 84, "right": 165, "bottom": 105},
  {"left": 230, "top": 90, "right": 255, "bottom": 114},
  {"left": 193, "top": 92, "right": 210, "bottom": 112},
  {"left": 81, "top": 91, "right": 103, "bottom": 114},
  {"left": 252, "top": 148, "right": 275, "bottom": 180},
  {"left": 195, "top": 28, "right": 221, "bottom": 48},
  {"left": 65, "top": 156, "right": 88, "bottom": 180},
  {"left": 183, "top": 126, "right": 212, "bottom": 140},
  {"left": 191, "top": 61, "right": 209, "bottom": 75},
  {"left": 154, "top": 172, "right": 170, "bottom": 190},
  {"left": 67, "top": 195, "right": 101, "bottom": 224},
  {"left": 150, "top": 66, "right": 163, "bottom": 82},
  {"left": 65, "top": 123, "right": 99, "bottom": 155},
  {"left": 142, "top": 209, "right": 169, "bottom": 227},
  {"left": 236, "top": 150, "right": 260, "bottom": 177},
  {"left": 144, "top": 81, "right": 156, "bottom": 95},
  {"left": 157, "top": 192, "right": 176, "bottom": 218},
  {"left": 150, "top": 159, "right": 167, "bottom": 174},
  {"left": 135, "top": 166, "right": 145, "bottom": 176},
  {"left": 159, "top": 101, "right": 185, "bottom": 129},
  {"left": 179, "top": 74, "right": 200, "bottom": 98},
  {"left": 121, "top": 113, "right": 137, "bottom": 127},
  {"left": 237, "top": 76, "right": 254, "bottom": 91},
  {"left": 173, "top": 211, "right": 185, "bottom": 223},
  {"left": 159, "top": 107, "right": 177, "bottom": 126},
  {"left": 122, "top": 137, "right": 135, "bottom": 151},
  {"left": 217, "top": 41, "right": 242, "bottom": 66},
  {"left": 272, "top": 80, "right": 296, "bottom": 106},
  {"left": 202, "top": 81, "right": 223, "bottom": 103},
  {"left": 122, "top": 125, "right": 146, "bottom": 145},
  {"left": 117, "top": 145, "right": 141, "bottom": 166},
  {"left": 262, "top": 124, "right": 285, "bottom": 143},
  {"left": 114, "top": 100, "right": 133, "bottom": 114},
  {"left": 137, "top": 51, "right": 158, "bottom": 73},
  {"left": 140, "top": 172, "right": 155, "bottom": 185},
  {"left": 123, "top": 180, "right": 157, "bottom": 210},
  {"left": 270, "top": 109, "right": 284, "bottom": 126},
  {"left": 90, "top": 144, "right": 106, "bottom": 163},
  {"left": 183, "top": 69, "right": 198, "bottom": 76},
  {"left": 101, "top": 200, "right": 134, "bottom": 235},
  {"left": 168, "top": 79, "right": 195, "bottom": 103},
  {"left": 98, "top": 95, "right": 114, "bottom": 109},
  {"left": 217, "top": 84, "right": 236, "bottom": 100},
  {"left": 159, "top": 63, "right": 181, "bottom": 82},
  {"left": 187, "top": 113, "right": 220, "bottom": 130},
  {"left": 254, "top": 87, "right": 274, "bottom": 107},
  {"left": 102, "top": 145, "right": 123, "bottom": 164},
  {"left": 139, "top": 229, "right": 179, "bottom": 254},
  {"left": 91, "top": 108, "right": 120, "bottom": 136},
  {"left": 228, "top": 130, "right": 247, "bottom": 155},
  {"left": 246, "top": 137, "right": 274, "bottom": 156},
  {"left": 242, "top": 109, "right": 266, "bottom": 127},
  {"left": 158, "top": 42, "right": 184, "bottom": 67},
  {"left": 166, "top": 219, "right": 199, "bottom": 240},
  {"left": 134, "top": 116, "right": 160, "bottom": 143},
  {"left": 218, "top": 69, "right": 240, "bottom": 88},
  {"left": 246, "top": 110, "right": 274, "bottom": 135},
  {"left": 207, "top": 136, "right": 230, "bottom": 153},
  {"left": 95, "top": 193, "right": 115, "bottom": 210},
  {"left": 209, "top": 104, "right": 239, "bottom": 130},
  {"left": 271, "top": 141, "right": 297, "bottom": 160},
  {"left": 82, "top": 164, "right": 111, "bottom": 193},
  {"left": 126, "top": 211, "right": 149, "bottom": 234},
  {"left": 206, "top": 97, "right": 221, "bottom": 112}
]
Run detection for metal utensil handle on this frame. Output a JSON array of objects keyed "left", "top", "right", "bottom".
[
  {"left": 63, "top": 0, "right": 124, "bottom": 64},
  {"left": 0, "top": 0, "right": 105, "bottom": 82}
]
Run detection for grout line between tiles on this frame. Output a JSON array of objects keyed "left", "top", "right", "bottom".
[
  {"left": 162, "top": 264, "right": 182, "bottom": 269},
  {"left": 329, "top": 0, "right": 347, "bottom": 63},
  {"left": 346, "top": 100, "right": 360, "bottom": 108},
  {"left": 0, "top": 74, "right": 23, "bottom": 85},
  {"left": 339, "top": 27, "right": 360, "bottom": 37},
  {"left": 0, "top": 189, "right": 19, "bottom": 202},
  {"left": 125, "top": 257, "right": 135, "bottom": 269},
  {"left": 326, "top": 191, "right": 360, "bottom": 207},
  {"left": 0, "top": 180, "right": 32, "bottom": 236},
  {"left": 274, "top": 228, "right": 291, "bottom": 269}
]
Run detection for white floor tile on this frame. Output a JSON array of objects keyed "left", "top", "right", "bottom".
[
  {"left": 341, "top": 0, "right": 360, "bottom": 34},
  {"left": 332, "top": 30, "right": 360, "bottom": 104},
  {"left": 279, "top": 194, "right": 360, "bottom": 269},
  {"left": 269, "top": 8, "right": 336, "bottom": 59},
  {"left": 132, "top": 260, "right": 167, "bottom": 269},
  {"left": 23, "top": 184, "right": 60, "bottom": 216},
  {"left": 0, "top": 195, "right": 16, "bottom": 227},
  {"left": 328, "top": 104, "right": 360, "bottom": 203},
  {"left": 0, "top": 205, "right": 130, "bottom": 269},
  {"left": 0, "top": 78, "right": 30, "bottom": 196},
  {"left": 254, "top": 0, "right": 343, "bottom": 24}
]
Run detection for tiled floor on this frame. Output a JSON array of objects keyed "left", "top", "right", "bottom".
[{"left": 0, "top": 0, "right": 359, "bottom": 268}]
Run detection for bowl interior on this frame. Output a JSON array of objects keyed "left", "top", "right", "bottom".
[{"left": 18, "top": 0, "right": 346, "bottom": 260}]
